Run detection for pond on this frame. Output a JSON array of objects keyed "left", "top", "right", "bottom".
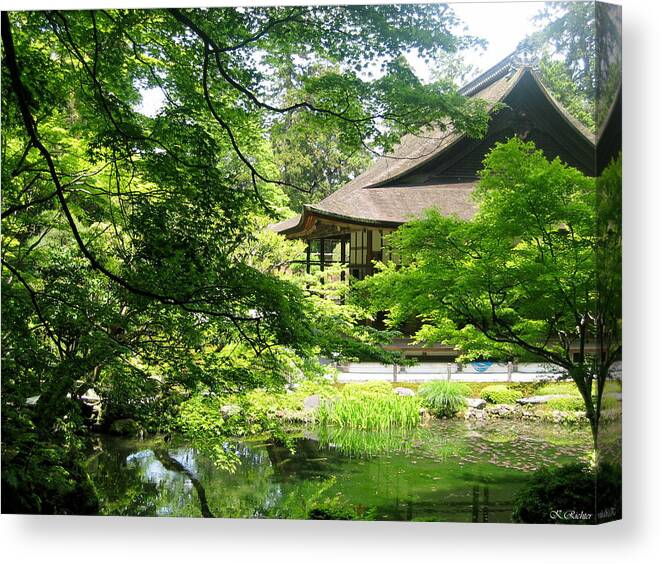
[{"left": 86, "top": 418, "right": 592, "bottom": 522}]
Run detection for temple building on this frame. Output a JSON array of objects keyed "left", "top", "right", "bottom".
[
  {"left": 272, "top": 53, "right": 595, "bottom": 281},
  {"left": 272, "top": 53, "right": 600, "bottom": 362}
]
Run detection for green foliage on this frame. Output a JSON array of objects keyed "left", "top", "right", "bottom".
[
  {"left": 546, "top": 396, "right": 586, "bottom": 412},
  {"left": 524, "top": 2, "right": 596, "bottom": 100},
  {"left": 521, "top": 3, "right": 621, "bottom": 133},
  {"left": 480, "top": 385, "right": 523, "bottom": 405},
  {"left": 1, "top": 411, "right": 99, "bottom": 515},
  {"left": 97, "top": 363, "right": 164, "bottom": 432},
  {"left": 317, "top": 384, "right": 420, "bottom": 430},
  {"left": 512, "top": 462, "right": 621, "bottom": 524},
  {"left": 270, "top": 69, "right": 371, "bottom": 209},
  {"left": 0, "top": 4, "right": 497, "bottom": 512},
  {"left": 260, "top": 476, "right": 374, "bottom": 521},
  {"left": 359, "top": 138, "right": 621, "bottom": 448},
  {"left": 177, "top": 395, "right": 228, "bottom": 439},
  {"left": 176, "top": 379, "right": 338, "bottom": 445},
  {"left": 418, "top": 381, "right": 470, "bottom": 417},
  {"left": 537, "top": 55, "right": 594, "bottom": 131},
  {"left": 340, "top": 381, "right": 394, "bottom": 397}
]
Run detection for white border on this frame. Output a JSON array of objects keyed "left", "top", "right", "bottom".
[{"left": 3, "top": 1, "right": 661, "bottom": 563}]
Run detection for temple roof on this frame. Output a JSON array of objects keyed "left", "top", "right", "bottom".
[{"left": 273, "top": 53, "right": 595, "bottom": 237}]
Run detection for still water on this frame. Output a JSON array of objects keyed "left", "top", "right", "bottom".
[{"left": 86, "top": 419, "right": 591, "bottom": 522}]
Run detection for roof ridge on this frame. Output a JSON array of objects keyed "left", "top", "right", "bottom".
[{"left": 459, "top": 51, "right": 517, "bottom": 97}]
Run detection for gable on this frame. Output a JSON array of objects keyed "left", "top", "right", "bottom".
[{"left": 377, "top": 69, "right": 595, "bottom": 188}]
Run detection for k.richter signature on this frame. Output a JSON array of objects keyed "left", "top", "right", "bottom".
[
  {"left": 550, "top": 506, "right": 617, "bottom": 521},
  {"left": 550, "top": 509, "right": 593, "bottom": 521}
]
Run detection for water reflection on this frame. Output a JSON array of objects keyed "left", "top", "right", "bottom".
[{"left": 88, "top": 419, "right": 593, "bottom": 522}]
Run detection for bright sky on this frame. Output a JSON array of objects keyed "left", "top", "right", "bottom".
[
  {"left": 136, "top": 1, "right": 548, "bottom": 116},
  {"left": 410, "top": 1, "right": 547, "bottom": 83}
]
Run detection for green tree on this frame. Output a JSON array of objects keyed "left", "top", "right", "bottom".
[
  {"left": 517, "top": 1, "right": 598, "bottom": 132},
  {"left": 359, "top": 138, "right": 621, "bottom": 450},
  {"left": 524, "top": 1, "right": 596, "bottom": 100},
  {"left": 2, "top": 6, "right": 488, "bottom": 512},
  {"left": 536, "top": 54, "right": 594, "bottom": 131},
  {"left": 268, "top": 62, "right": 371, "bottom": 209}
]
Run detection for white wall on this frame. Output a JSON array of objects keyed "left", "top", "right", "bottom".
[{"left": 334, "top": 361, "right": 566, "bottom": 382}]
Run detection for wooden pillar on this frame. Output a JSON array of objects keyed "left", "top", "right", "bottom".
[
  {"left": 305, "top": 241, "right": 311, "bottom": 274},
  {"left": 366, "top": 230, "right": 373, "bottom": 276},
  {"left": 319, "top": 237, "right": 325, "bottom": 284},
  {"left": 340, "top": 235, "right": 347, "bottom": 282}
]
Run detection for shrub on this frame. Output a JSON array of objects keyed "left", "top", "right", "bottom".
[
  {"left": 546, "top": 396, "right": 586, "bottom": 412},
  {"left": 340, "top": 381, "right": 393, "bottom": 396},
  {"left": 296, "top": 379, "right": 337, "bottom": 399},
  {"left": 479, "top": 384, "right": 522, "bottom": 404},
  {"left": 512, "top": 463, "right": 622, "bottom": 524},
  {"left": 418, "top": 381, "right": 470, "bottom": 417}
]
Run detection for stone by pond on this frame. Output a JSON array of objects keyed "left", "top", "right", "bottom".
[
  {"left": 86, "top": 418, "right": 595, "bottom": 522},
  {"left": 465, "top": 398, "right": 486, "bottom": 409}
]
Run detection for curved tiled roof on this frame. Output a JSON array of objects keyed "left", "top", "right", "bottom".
[
  {"left": 273, "top": 56, "right": 595, "bottom": 237},
  {"left": 313, "top": 181, "right": 477, "bottom": 223}
]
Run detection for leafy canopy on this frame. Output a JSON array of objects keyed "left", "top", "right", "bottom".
[
  {"left": 2, "top": 6, "right": 490, "bottom": 512},
  {"left": 358, "top": 138, "right": 621, "bottom": 445}
]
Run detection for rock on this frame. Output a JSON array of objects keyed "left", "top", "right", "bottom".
[
  {"left": 464, "top": 407, "right": 486, "bottom": 420},
  {"left": 303, "top": 429, "right": 319, "bottom": 441},
  {"left": 109, "top": 418, "right": 141, "bottom": 437},
  {"left": 303, "top": 394, "right": 321, "bottom": 410},
  {"left": 465, "top": 398, "right": 486, "bottom": 409},
  {"left": 220, "top": 404, "right": 242, "bottom": 418},
  {"left": 486, "top": 404, "right": 515, "bottom": 417},
  {"left": 517, "top": 394, "right": 573, "bottom": 405},
  {"left": 421, "top": 408, "right": 433, "bottom": 422},
  {"left": 394, "top": 387, "right": 415, "bottom": 396}
]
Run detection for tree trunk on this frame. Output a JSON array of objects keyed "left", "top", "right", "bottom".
[{"left": 568, "top": 364, "right": 600, "bottom": 453}]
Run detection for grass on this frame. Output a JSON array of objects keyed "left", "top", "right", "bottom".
[
  {"left": 537, "top": 382, "right": 579, "bottom": 396},
  {"left": 418, "top": 381, "right": 470, "bottom": 417},
  {"left": 317, "top": 383, "right": 420, "bottom": 430},
  {"left": 537, "top": 379, "right": 622, "bottom": 397}
]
